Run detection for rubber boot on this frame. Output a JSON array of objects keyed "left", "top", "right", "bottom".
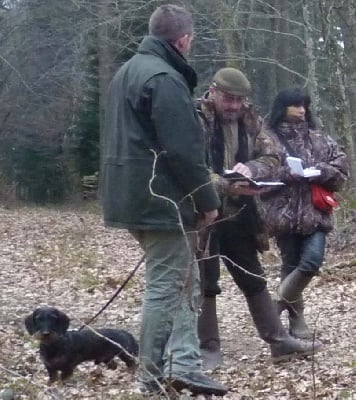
[
  {"left": 275, "top": 268, "right": 290, "bottom": 315},
  {"left": 287, "top": 296, "right": 313, "bottom": 339},
  {"left": 278, "top": 269, "right": 314, "bottom": 339},
  {"left": 246, "top": 288, "right": 321, "bottom": 363},
  {"left": 198, "top": 296, "right": 223, "bottom": 370}
]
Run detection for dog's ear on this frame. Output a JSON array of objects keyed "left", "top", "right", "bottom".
[
  {"left": 24, "top": 313, "right": 36, "bottom": 335},
  {"left": 56, "top": 310, "right": 70, "bottom": 334}
]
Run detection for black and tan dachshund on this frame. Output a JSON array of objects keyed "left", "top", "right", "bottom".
[{"left": 25, "top": 306, "right": 139, "bottom": 383}]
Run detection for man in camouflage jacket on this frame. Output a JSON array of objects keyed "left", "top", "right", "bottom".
[{"left": 196, "top": 68, "right": 318, "bottom": 369}]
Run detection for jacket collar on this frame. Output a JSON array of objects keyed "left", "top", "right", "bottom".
[
  {"left": 138, "top": 35, "right": 197, "bottom": 93},
  {"left": 277, "top": 121, "right": 309, "bottom": 140}
]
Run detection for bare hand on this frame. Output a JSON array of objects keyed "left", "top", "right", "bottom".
[
  {"left": 201, "top": 209, "right": 219, "bottom": 226},
  {"left": 232, "top": 163, "right": 252, "bottom": 178}
]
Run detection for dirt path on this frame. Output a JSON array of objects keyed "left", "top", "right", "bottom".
[{"left": 0, "top": 205, "right": 355, "bottom": 399}]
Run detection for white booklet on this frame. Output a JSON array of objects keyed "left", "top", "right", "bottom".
[
  {"left": 286, "top": 156, "right": 321, "bottom": 178},
  {"left": 223, "top": 170, "right": 285, "bottom": 188}
]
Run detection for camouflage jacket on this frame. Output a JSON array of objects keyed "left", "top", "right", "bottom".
[
  {"left": 196, "top": 93, "right": 280, "bottom": 250},
  {"left": 262, "top": 121, "right": 349, "bottom": 236}
]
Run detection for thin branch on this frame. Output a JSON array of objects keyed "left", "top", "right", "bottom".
[
  {"left": 0, "top": 53, "right": 35, "bottom": 93},
  {"left": 213, "top": 27, "right": 306, "bottom": 45}
]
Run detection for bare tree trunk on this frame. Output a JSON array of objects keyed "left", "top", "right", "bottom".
[
  {"left": 302, "top": 0, "right": 323, "bottom": 127},
  {"left": 265, "top": 0, "right": 279, "bottom": 105},
  {"left": 276, "top": 0, "right": 290, "bottom": 89},
  {"left": 214, "top": 0, "right": 241, "bottom": 68},
  {"left": 97, "top": 0, "right": 118, "bottom": 177},
  {"left": 337, "top": 0, "right": 356, "bottom": 188}
]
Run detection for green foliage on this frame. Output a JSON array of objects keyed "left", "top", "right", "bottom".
[
  {"left": 71, "top": 28, "right": 100, "bottom": 177},
  {"left": 75, "top": 76, "right": 100, "bottom": 176},
  {"left": 340, "top": 189, "right": 356, "bottom": 214},
  {"left": 12, "top": 141, "right": 68, "bottom": 203}
]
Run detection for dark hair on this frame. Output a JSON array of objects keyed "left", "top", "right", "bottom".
[
  {"left": 268, "top": 87, "right": 316, "bottom": 129},
  {"left": 148, "top": 4, "right": 193, "bottom": 43}
]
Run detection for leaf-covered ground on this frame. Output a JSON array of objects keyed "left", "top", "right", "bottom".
[{"left": 0, "top": 204, "right": 355, "bottom": 400}]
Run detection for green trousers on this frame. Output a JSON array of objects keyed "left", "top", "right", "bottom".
[{"left": 130, "top": 229, "right": 201, "bottom": 384}]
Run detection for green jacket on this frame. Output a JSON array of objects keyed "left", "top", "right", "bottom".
[{"left": 101, "top": 36, "right": 220, "bottom": 230}]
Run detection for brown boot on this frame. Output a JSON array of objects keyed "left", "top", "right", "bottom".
[
  {"left": 246, "top": 288, "right": 321, "bottom": 363},
  {"left": 198, "top": 296, "right": 223, "bottom": 370}
]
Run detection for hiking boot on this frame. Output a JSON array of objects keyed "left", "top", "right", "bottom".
[
  {"left": 137, "top": 379, "right": 165, "bottom": 395},
  {"left": 169, "top": 372, "right": 228, "bottom": 396}
]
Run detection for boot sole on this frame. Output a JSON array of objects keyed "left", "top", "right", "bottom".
[
  {"left": 272, "top": 347, "right": 321, "bottom": 364},
  {"left": 170, "top": 379, "right": 228, "bottom": 396}
]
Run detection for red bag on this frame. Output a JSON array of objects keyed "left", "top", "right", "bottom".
[{"left": 310, "top": 184, "right": 338, "bottom": 214}]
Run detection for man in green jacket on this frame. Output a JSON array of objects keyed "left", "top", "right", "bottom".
[{"left": 101, "top": 4, "right": 226, "bottom": 397}]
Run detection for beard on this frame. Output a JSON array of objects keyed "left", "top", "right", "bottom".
[{"left": 220, "top": 110, "right": 240, "bottom": 122}]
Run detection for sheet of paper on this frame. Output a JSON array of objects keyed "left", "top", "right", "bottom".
[
  {"left": 303, "top": 168, "right": 321, "bottom": 177},
  {"left": 286, "top": 157, "right": 321, "bottom": 178},
  {"left": 286, "top": 156, "right": 304, "bottom": 176},
  {"left": 253, "top": 181, "right": 285, "bottom": 186},
  {"left": 223, "top": 170, "right": 285, "bottom": 188}
]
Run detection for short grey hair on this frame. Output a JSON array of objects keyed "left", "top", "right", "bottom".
[{"left": 148, "top": 4, "right": 193, "bottom": 43}]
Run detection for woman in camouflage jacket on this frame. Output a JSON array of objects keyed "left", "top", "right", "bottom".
[{"left": 262, "top": 87, "right": 349, "bottom": 340}]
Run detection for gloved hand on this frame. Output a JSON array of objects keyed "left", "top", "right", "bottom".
[{"left": 279, "top": 166, "right": 304, "bottom": 183}]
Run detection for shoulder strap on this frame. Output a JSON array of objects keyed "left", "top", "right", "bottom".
[
  {"left": 276, "top": 133, "right": 298, "bottom": 158},
  {"left": 276, "top": 124, "right": 314, "bottom": 160}
]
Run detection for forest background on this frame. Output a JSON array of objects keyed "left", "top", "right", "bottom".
[
  {"left": 0, "top": 0, "right": 355, "bottom": 204},
  {"left": 0, "top": 2, "right": 355, "bottom": 399}
]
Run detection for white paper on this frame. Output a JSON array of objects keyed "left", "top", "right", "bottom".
[
  {"left": 223, "top": 170, "right": 285, "bottom": 188},
  {"left": 302, "top": 168, "right": 321, "bottom": 178},
  {"left": 253, "top": 181, "right": 285, "bottom": 187},
  {"left": 286, "top": 157, "right": 305, "bottom": 175},
  {"left": 286, "top": 157, "right": 320, "bottom": 178}
]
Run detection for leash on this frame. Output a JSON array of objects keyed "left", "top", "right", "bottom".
[{"left": 79, "top": 254, "right": 145, "bottom": 330}]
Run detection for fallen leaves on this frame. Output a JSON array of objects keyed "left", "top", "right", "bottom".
[{"left": 0, "top": 204, "right": 355, "bottom": 399}]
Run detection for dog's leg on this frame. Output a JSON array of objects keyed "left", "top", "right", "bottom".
[
  {"left": 46, "top": 367, "right": 59, "bottom": 384},
  {"left": 60, "top": 366, "right": 75, "bottom": 381},
  {"left": 118, "top": 352, "right": 137, "bottom": 369},
  {"left": 94, "top": 356, "right": 118, "bottom": 370},
  {"left": 105, "top": 359, "right": 117, "bottom": 370}
]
